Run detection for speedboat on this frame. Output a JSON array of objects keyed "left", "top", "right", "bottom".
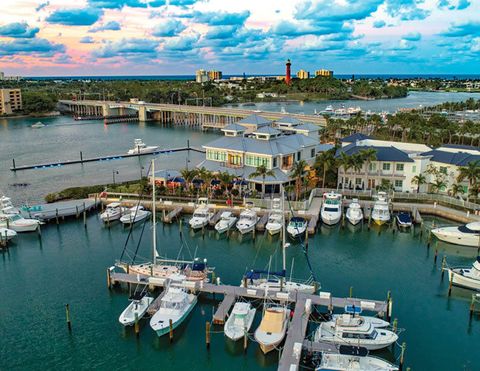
[
  {"left": 189, "top": 206, "right": 213, "bottom": 230},
  {"left": 236, "top": 209, "right": 259, "bottom": 234},
  {"left": 395, "top": 212, "right": 412, "bottom": 228},
  {"left": 265, "top": 211, "right": 283, "bottom": 236},
  {"left": 224, "top": 302, "right": 256, "bottom": 341},
  {"left": 314, "top": 313, "right": 398, "bottom": 350},
  {"left": 214, "top": 211, "right": 237, "bottom": 234},
  {"left": 100, "top": 202, "right": 127, "bottom": 223},
  {"left": 127, "top": 139, "right": 159, "bottom": 155},
  {"left": 431, "top": 222, "right": 480, "bottom": 247},
  {"left": 241, "top": 270, "right": 316, "bottom": 294},
  {"left": 0, "top": 196, "right": 21, "bottom": 214},
  {"left": 287, "top": 216, "right": 307, "bottom": 238},
  {"left": 31, "top": 122, "right": 45, "bottom": 128},
  {"left": 149, "top": 286, "right": 197, "bottom": 337},
  {"left": 0, "top": 213, "right": 40, "bottom": 232},
  {"left": 119, "top": 206, "right": 151, "bottom": 225},
  {"left": 321, "top": 192, "right": 342, "bottom": 225},
  {"left": 346, "top": 199, "right": 363, "bottom": 225},
  {"left": 316, "top": 345, "right": 399, "bottom": 371},
  {"left": 118, "top": 292, "right": 154, "bottom": 326},
  {"left": 445, "top": 256, "right": 480, "bottom": 291},
  {"left": 371, "top": 192, "right": 390, "bottom": 226},
  {"left": 254, "top": 305, "right": 290, "bottom": 354},
  {"left": 0, "top": 227, "right": 17, "bottom": 241}
]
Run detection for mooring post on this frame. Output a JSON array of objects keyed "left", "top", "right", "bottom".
[
  {"left": 134, "top": 312, "right": 139, "bottom": 337},
  {"left": 83, "top": 203, "right": 87, "bottom": 228},
  {"left": 76, "top": 205, "right": 79, "bottom": 218},
  {"left": 399, "top": 342, "right": 406, "bottom": 371},
  {"left": 349, "top": 286, "right": 353, "bottom": 298},
  {"left": 305, "top": 228, "right": 309, "bottom": 249},
  {"left": 55, "top": 209, "right": 59, "bottom": 225},
  {"left": 434, "top": 249, "right": 438, "bottom": 264},
  {"left": 37, "top": 223, "right": 42, "bottom": 237},
  {"left": 106, "top": 267, "right": 111, "bottom": 289},
  {"left": 12, "top": 158, "right": 16, "bottom": 171},
  {"left": 80, "top": 151, "right": 83, "bottom": 162},
  {"left": 448, "top": 272, "right": 453, "bottom": 296},
  {"left": 243, "top": 330, "right": 248, "bottom": 353},
  {"left": 206, "top": 321, "right": 211, "bottom": 350},
  {"left": 169, "top": 319, "right": 174, "bottom": 342},
  {"left": 441, "top": 256, "right": 446, "bottom": 280},
  {"left": 393, "top": 318, "right": 398, "bottom": 333},
  {"left": 65, "top": 304, "right": 72, "bottom": 332}
]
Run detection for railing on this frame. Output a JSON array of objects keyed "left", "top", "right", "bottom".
[{"left": 244, "top": 197, "right": 308, "bottom": 211}]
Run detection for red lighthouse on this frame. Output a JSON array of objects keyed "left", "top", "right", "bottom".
[{"left": 285, "top": 59, "right": 291, "bottom": 85}]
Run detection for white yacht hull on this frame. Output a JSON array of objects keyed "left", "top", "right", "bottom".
[
  {"left": 189, "top": 219, "right": 209, "bottom": 230},
  {"left": 448, "top": 269, "right": 480, "bottom": 291},
  {"left": 241, "top": 279, "right": 315, "bottom": 294},
  {"left": 432, "top": 227, "right": 480, "bottom": 247},
  {"left": 237, "top": 223, "right": 256, "bottom": 234},
  {"left": 150, "top": 295, "right": 197, "bottom": 337},
  {"left": 254, "top": 308, "right": 290, "bottom": 354},
  {"left": 119, "top": 296, "right": 154, "bottom": 326},
  {"left": 127, "top": 147, "right": 158, "bottom": 155},
  {"left": 0, "top": 228, "right": 17, "bottom": 241},
  {"left": 8, "top": 220, "right": 40, "bottom": 232},
  {"left": 120, "top": 211, "right": 150, "bottom": 225},
  {"left": 321, "top": 212, "right": 342, "bottom": 226},
  {"left": 100, "top": 209, "right": 125, "bottom": 222},
  {"left": 287, "top": 226, "right": 306, "bottom": 238},
  {"left": 266, "top": 224, "right": 282, "bottom": 235},
  {"left": 224, "top": 304, "right": 256, "bottom": 341},
  {"left": 215, "top": 219, "right": 236, "bottom": 234}
]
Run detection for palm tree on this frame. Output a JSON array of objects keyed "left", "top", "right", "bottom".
[
  {"left": 290, "top": 160, "right": 308, "bottom": 200},
  {"left": 430, "top": 179, "right": 447, "bottom": 194},
  {"left": 314, "top": 148, "right": 336, "bottom": 189},
  {"left": 180, "top": 168, "right": 198, "bottom": 193},
  {"left": 457, "top": 160, "right": 480, "bottom": 201},
  {"left": 411, "top": 174, "right": 427, "bottom": 193},
  {"left": 217, "top": 171, "right": 234, "bottom": 192},
  {"left": 350, "top": 153, "right": 365, "bottom": 190},
  {"left": 196, "top": 167, "right": 214, "bottom": 196},
  {"left": 449, "top": 183, "right": 465, "bottom": 198},
  {"left": 338, "top": 152, "right": 353, "bottom": 190},
  {"left": 359, "top": 148, "right": 377, "bottom": 190},
  {"left": 248, "top": 164, "right": 275, "bottom": 198}
]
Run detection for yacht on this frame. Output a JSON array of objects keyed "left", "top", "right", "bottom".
[
  {"left": 214, "top": 211, "right": 237, "bottom": 234},
  {"left": 241, "top": 270, "right": 316, "bottom": 294},
  {"left": 100, "top": 202, "right": 127, "bottom": 223},
  {"left": 371, "top": 192, "right": 390, "bottom": 225},
  {"left": 119, "top": 205, "right": 151, "bottom": 225},
  {"left": 31, "top": 122, "right": 45, "bottom": 128},
  {"left": 265, "top": 211, "right": 283, "bottom": 236},
  {"left": 321, "top": 192, "right": 343, "bottom": 225},
  {"left": 346, "top": 199, "right": 363, "bottom": 225},
  {"left": 118, "top": 292, "right": 154, "bottom": 326},
  {"left": 0, "top": 227, "right": 17, "bottom": 241},
  {"left": 395, "top": 212, "right": 412, "bottom": 229},
  {"left": 0, "top": 213, "right": 40, "bottom": 232},
  {"left": 189, "top": 199, "right": 214, "bottom": 230},
  {"left": 127, "top": 139, "right": 159, "bottom": 155},
  {"left": 287, "top": 216, "right": 307, "bottom": 238},
  {"left": 149, "top": 286, "right": 197, "bottom": 337},
  {"left": 224, "top": 302, "right": 256, "bottom": 341},
  {"left": 445, "top": 256, "right": 480, "bottom": 291},
  {"left": 236, "top": 209, "right": 259, "bottom": 234},
  {"left": 254, "top": 305, "right": 290, "bottom": 354},
  {"left": 0, "top": 196, "right": 21, "bottom": 214},
  {"left": 316, "top": 346, "right": 399, "bottom": 371},
  {"left": 314, "top": 313, "right": 398, "bottom": 350},
  {"left": 431, "top": 222, "right": 480, "bottom": 247}
]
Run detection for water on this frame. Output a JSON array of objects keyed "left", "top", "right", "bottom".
[
  {"left": 1, "top": 216, "right": 479, "bottom": 370},
  {"left": 227, "top": 91, "right": 480, "bottom": 115}
]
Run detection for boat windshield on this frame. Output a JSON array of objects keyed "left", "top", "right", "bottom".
[
  {"left": 458, "top": 225, "right": 479, "bottom": 234},
  {"left": 194, "top": 212, "right": 208, "bottom": 218},
  {"left": 325, "top": 199, "right": 340, "bottom": 205},
  {"left": 324, "top": 207, "right": 339, "bottom": 212}
]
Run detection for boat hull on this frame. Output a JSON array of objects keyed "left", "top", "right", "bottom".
[
  {"left": 120, "top": 212, "right": 150, "bottom": 225},
  {"left": 119, "top": 296, "right": 154, "bottom": 326},
  {"left": 448, "top": 269, "right": 480, "bottom": 291},
  {"left": 151, "top": 297, "right": 197, "bottom": 337},
  {"left": 321, "top": 213, "right": 341, "bottom": 226},
  {"left": 432, "top": 227, "right": 480, "bottom": 247},
  {"left": 9, "top": 221, "right": 39, "bottom": 232}
]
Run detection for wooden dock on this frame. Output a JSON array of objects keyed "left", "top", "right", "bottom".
[
  {"left": 209, "top": 211, "right": 223, "bottom": 227},
  {"left": 21, "top": 198, "right": 99, "bottom": 222},
  {"left": 163, "top": 207, "right": 183, "bottom": 223},
  {"left": 256, "top": 213, "right": 269, "bottom": 232},
  {"left": 212, "top": 293, "right": 236, "bottom": 324},
  {"left": 307, "top": 215, "right": 319, "bottom": 235}
]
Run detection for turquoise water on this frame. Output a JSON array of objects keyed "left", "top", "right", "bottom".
[{"left": 1, "top": 216, "right": 479, "bottom": 370}]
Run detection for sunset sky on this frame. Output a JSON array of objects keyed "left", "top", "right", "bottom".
[{"left": 0, "top": 0, "right": 479, "bottom": 76}]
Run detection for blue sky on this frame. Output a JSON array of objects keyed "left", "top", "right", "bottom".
[{"left": 0, "top": 0, "right": 479, "bottom": 76}]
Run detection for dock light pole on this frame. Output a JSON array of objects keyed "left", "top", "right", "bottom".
[{"left": 113, "top": 169, "right": 119, "bottom": 185}]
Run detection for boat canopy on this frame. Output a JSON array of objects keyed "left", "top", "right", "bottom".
[
  {"left": 259, "top": 309, "right": 284, "bottom": 333},
  {"left": 338, "top": 345, "right": 368, "bottom": 357},
  {"left": 129, "top": 291, "right": 146, "bottom": 301},
  {"left": 192, "top": 262, "right": 206, "bottom": 271},
  {"left": 345, "top": 305, "right": 362, "bottom": 314},
  {"left": 290, "top": 217, "right": 306, "bottom": 223},
  {"left": 246, "top": 269, "right": 285, "bottom": 279}
]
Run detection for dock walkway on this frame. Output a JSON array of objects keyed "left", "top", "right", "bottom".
[{"left": 21, "top": 198, "right": 99, "bottom": 221}]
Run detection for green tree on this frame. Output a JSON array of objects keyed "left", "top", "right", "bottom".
[
  {"left": 359, "top": 148, "right": 377, "bottom": 190},
  {"left": 290, "top": 160, "right": 308, "bottom": 201},
  {"left": 248, "top": 164, "right": 275, "bottom": 198},
  {"left": 314, "top": 148, "right": 337, "bottom": 189},
  {"left": 338, "top": 152, "right": 353, "bottom": 190},
  {"left": 457, "top": 160, "right": 480, "bottom": 201},
  {"left": 22, "top": 91, "right": 57, "bottom": 114},
  {"left": 411, "top": 174, "right": 427, "bottom": 193}
]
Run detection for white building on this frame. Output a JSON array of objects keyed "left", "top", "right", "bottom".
[{"left": 195, "top": 69, "right": 208, "bottom": 83}]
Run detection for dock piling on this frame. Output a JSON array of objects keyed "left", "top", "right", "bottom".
[
  {"left": 83, "top": 203, "right": 87, "bottom": 228},
  {"left": 12, "top": 158, "right": 16, "bottom": 171},
  {"left": 448, "top": 272, "right": 453, "bottom": 296},
  {"left": 206, "top": 321, "right": 211, "bottom": 350},
  {"left": 393, "top": 318, "right": 398, "bottom": 333},
  {"left": 169, "top": 319, "right": 174, "bottom": 342},
  {"left": 434, "top": 249, "right": 438, "bottom": 264},
  {"left": 399, "top": 342, "right": 406, "bottom": 371},
  {"left": 243, "top": 330, "right": 248, "bottom": 353},
  {"left": 134, "top": 312, "right": 139, "bottom": 337},
  {"left": 65, "top": 304, "right": 72, "bottom": 332},
  {"left": 441, "top": 256, "right": 446, "bottom": 280},
  {"left": 470, "top": 294, "right": 476, "bottom": 318},
  {"left": 55, "top": 209, "right": 59, "bottom": 225},
  {"left": 349, "top": 286, "right": 353, "bottom": 298},
  {"left": 107, "top": 267, "right": 111, "bottom": 289}
]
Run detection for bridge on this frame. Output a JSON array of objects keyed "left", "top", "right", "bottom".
[{"left": 58, "top": 99, "right": 327, "bottom": 128}]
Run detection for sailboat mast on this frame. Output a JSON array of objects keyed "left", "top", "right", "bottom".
[
  {"left": 281, "top": 184, "right": 286, "bottom": 277},
  {"left": 152, "top": 159, "right": 157, "bottom": 266}
]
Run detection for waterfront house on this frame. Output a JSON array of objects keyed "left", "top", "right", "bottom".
[
  {"left": 336, "top": 136, "right": 430, "bottom": 192},
  {"left": 197, "top": 116, "right": 326, "bottom": 193},
  {"left": 274, "top": 116, "right": 320, "bottom": 138}
]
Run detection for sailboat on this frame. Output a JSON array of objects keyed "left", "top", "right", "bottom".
[
  {"left": 116, "top": 159, "right": 212, "bottom": 283},
  {"left": 240, "top": 185, "right": 316, "bottom": 294}
]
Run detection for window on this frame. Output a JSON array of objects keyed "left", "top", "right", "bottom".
[
  {"left": 355, "top": 178, "right": 362, "bottom": 185},
  {"left": 273, "top": 157, "right": 278, "bottom": 168},
  {"left": 245, "top": 155, "right": 269, "bottom": 168},
  {"left": 311, "top": 148, "right": 315, "bottom": 158},
  {"left": 369, "top": 163, "right": 377, "bottom": 172},
  {"left": 297, "top": 151, "right": 301, "bottom": 161},
  {"left": 396, "top": 163, "right": 404, "bottom": 171},
  {"left": 382, "top": 163, "right": 391, "bottom": 171},
  {"left": 206, "top": 150, "right": 226, "bottom": 162},
  {"left": 440, "top": 166, "right": 448, "bottom": 174},
  {"left": 412, "top": 165, "right": 416, "bottom": 173},
  {"left": 228, "top": 154, "right": 242, "bottom": 166},
  {"left": 395, "top": 180, "right": 403, "bottom": 188}
]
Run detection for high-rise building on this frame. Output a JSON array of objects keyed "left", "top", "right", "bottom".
[
  {"left": 297, "top": 69, "right": 310, "bottom": 79},
  {"left": 195, "top": 69, "right": 208, "bottom": 83},
  {"left": 315, "top": 69, "right": 334, "bottom": 77},
  {"left": 0, "top": 89, "right": 22, "bottom": 115},
  {"left": 285, "top": 59, "right": 291, "bottom": 85},
  {"left": 0, "top": 72, "right": 4, "bottom": 80},
  {"left": 208, "top": 70, "right": 222, "bottom": 81}
]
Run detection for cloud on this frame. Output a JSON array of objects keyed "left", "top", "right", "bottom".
[
  {"left": 440, "top": 21, "right": 480, "bottom": 37},
  {"left": 0, "top": 22, "right": 40, "bottom": 38},
  {"left": 170, "top": 0, "right": 197, "bottom": 6},
  {"left": 457, "top": 0, "right": 471, "bottom": 10},
  {"left": 94, "top": 38, "right": 158, "bottom": 57},
  {"left": 80, "top": 36, "right": 95, "bottom": 43},
  {"left": 89, "top": 21, "right": 121, "bottom": 32},
  {"left": 385, "top": 0, "right": 431, "bottom": 21},
  {"left": 193, "top": 10, "right": 250, "bottom": 26},
  {"left": 52, "top": 54, "right": 73, "bottom": 64},
  {"left": 373, "top": 20, "right": 386, "bottom": 28},
  {"left": 0, "top": 38, "right": 65, "bottom": 56},
  {"left": 46, "top": 8, "right": 103, "bottom": 26},
  {"left": 163, "top": 34, "right": 199, "bottom": 51},
  {"left": 402, "top": 32, "right": 421, "bottom": 41},
  {"left": 148, "top": 0, "right": 166, "bottom": 6},
  {"left": 438, "top": 0, "right": 471, "bottom": 10},
  {"left": 295, "top": 0, "right": 383, "bottom": 22},
  {"left": 270, "top": 20, "right": 348, "bottom": 37},
  {"left": 204, "top": 25, "right": 239, "bottom": 40},
  {"left": 152, "top": 19, "right": 186, "bottom": 37},
  {"left": 87, "top": 0, "right": 148, "bottom": 9},
  {"left": 35, "top": 1, "right": 50, "bottom": 12}
]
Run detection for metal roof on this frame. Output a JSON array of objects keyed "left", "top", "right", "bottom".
[
  {"left": 222, "top": 123, "right": 246, "bottom": 132},
  {"left": 254, "top": 126, "right": 282, "bottom": 135},
  {"left": 294, "top": 123, "right": 320, "bottom": 131},
  {"left": 337, "top": 144, "right": 414, "bottom": 163},
  {"left": 439, "top": 144, "right": 480, "bottom": 151},
  {"left": 341, "top": 133, "right": 372, "bottom": 142},
  {"left": 237, "top": 114, "right": 272, "bottom": 127},
  {"left": 421, "top": 149, "right": 480, "bottom": 166},
  {"left": 276, "top": 116, "right": 302, "bottom": 125}
]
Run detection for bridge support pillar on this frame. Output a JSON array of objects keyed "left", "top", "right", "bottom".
[
  {"left": 138, "top": 105, "right": 147, "bottom": 122},
  {"left": 102, "top": 103, "right": 111, "bottom": 117}
]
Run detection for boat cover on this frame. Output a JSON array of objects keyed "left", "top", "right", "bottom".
[{"left": 338, "top": 345, "right": 368, "bottom": 357}]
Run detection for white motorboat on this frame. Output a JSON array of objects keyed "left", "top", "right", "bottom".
[
  {"left": 431, "top": 222, "right": 480, "bottom": 247},
  {"left": 127, "top": 138, "right": 159, "bottom": 155},
  {"left": 372, "top": 192, "right": 390, "bottom": 226},
  {"left": 395, "top": 212, "right": 412, "bottom": 228},
  {"left": 314, "top": 313, "right": 398, "bottom": 350},
  {"left": 321, "top": 192, "right": 342, "bottom": 225},
  {"left": 224, "top": 302, "right": 256, "bottom": 341},
  {"left": 189, "top": 201, "right": 214, "bottom": 230},
  {"left": 0, "top": 213, "right": 40, "bottom": 232},
  {"left": 287, "top": 216, "right": 307, "bottom": 238},
  {"left": 31, "top": 121, "right": 45, "bottom": 128},
  {"left": 241, "top": 270, "right": 316, "bottom": 294},
  {"left": 445, "top": 257, "right": 480, "bottom": 291},
  {"left": 120, "top": 206, "right": 151, "bottom": 225},
  {"left": 214, "top": 211, "right": 237, "bottom": 234},
  {"left": 236, "top": 209, "right": 259, "bottom": 234},
  {"left": 0, "top": 227, "right": 17, "bottom": 241},
  {"left": 265, "top": 211, "right": 283, "bottom": 236},
  {"left": 254, "top": 305, "right": 290, "bottom": 354},
  {"left": 118, "top": 292, "right": 154, "bottom": 326},
  {"left": 0, "top": 196, "right": 21, "bottom": 214},
  {"left": 149, "top": 286, "right": 197, "bottom": 337},
  {"left": 316, "top": 345, "right": 399, "bottom": 371},
  {"left": 100, "top": 202, "right": 127, "bottom": 223},
  {"left": 346, "top": 199, "right": 363, "bottom": 225}
]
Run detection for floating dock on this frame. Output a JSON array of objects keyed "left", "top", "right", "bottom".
[
  {"left": 21, "top": 198, "right": 100, "bottom": 222},
  {"left": 162, "top": 206, "right": 183, "bottom": 223}
]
